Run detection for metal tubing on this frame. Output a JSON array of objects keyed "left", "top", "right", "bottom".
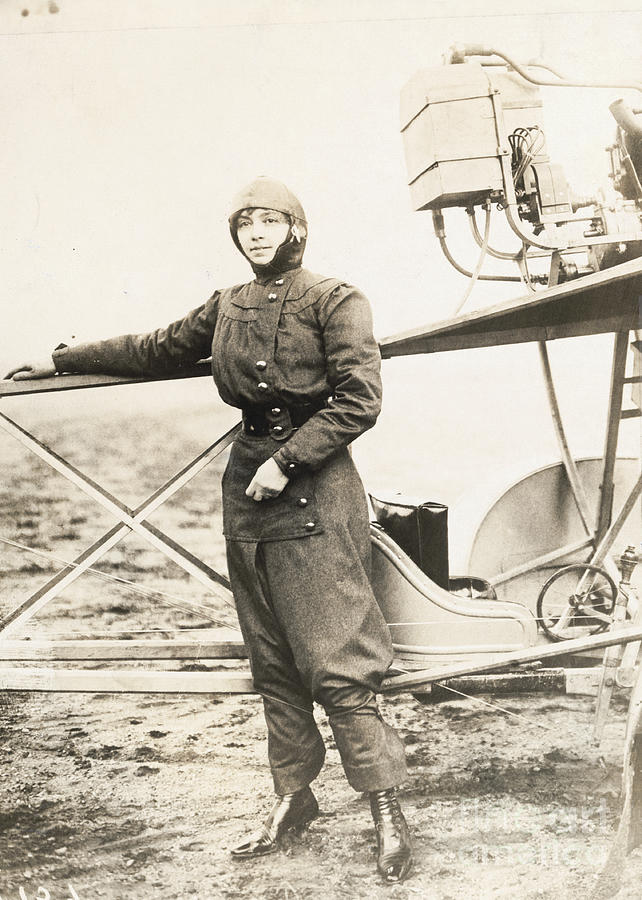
[
  {"left": 432, "top": 210, "right": 521, "bottom": 282},
  {"left": 467, "top": 209, "right": 584, "bottom": 261},
  {"left": 453, "top": 203, "right": 492, "bottom": 315},
  {"left": 436, "top": 235, "right": 522, "bottom": 282},
  {"left": 461, "top": 44, "right": 642, "bottom": 93},
  {"left": 467, "top": 207, "right": 524, "bottom": 261},
  {"left": 610, "top": 99, "right": 642, "bottom": 139}
]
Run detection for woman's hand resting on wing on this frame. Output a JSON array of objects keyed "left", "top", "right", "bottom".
[{"left": 4, "top": 357, "right": 57, "bottom": 380}]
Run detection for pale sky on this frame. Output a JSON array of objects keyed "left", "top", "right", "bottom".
[{"left": 1, "top": 0, "right": 641, "bottom": 507}]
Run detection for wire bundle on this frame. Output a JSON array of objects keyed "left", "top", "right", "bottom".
[{"left": 509, "top": 126, "right": 546, "bottom": 185}]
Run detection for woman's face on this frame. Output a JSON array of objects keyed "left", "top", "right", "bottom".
[{"left": 236, "top": 208, "right": 290, "bottom": 265}]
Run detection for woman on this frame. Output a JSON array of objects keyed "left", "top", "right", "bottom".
[{"left": 5, "top": 177, "right": 413, "bottom": 882}]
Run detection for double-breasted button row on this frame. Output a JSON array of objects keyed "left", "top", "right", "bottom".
[
  {"left": 268, "top": 292, "right": 278, "bottom": 302},
  {"left": 268, "top": 407, "right": 287, "bottom": 439},
  {"left": 256, "top": 358, "right": 269, "bottom": 392}
]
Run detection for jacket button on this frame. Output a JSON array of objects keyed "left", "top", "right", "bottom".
[
  {"left": 304, "top": 521, "right": 316, "bottom": 531},
  {"left": 275, "top": 279, "right": 284, "bottom": 285},
  {"left": 287, "top": 462, "right": 297, "bottom": 471},
  {"left": 297, "top": 497, "right": 308, "bottom": 507},
  {"left": 272, "top": 425, "right": 284, "bottom": 434},
  {"left": 257, "top": 382, "right": 268, "bottom": 391},
  {"left": 255, "top": 360, "right": 267, "bottom": 370},
  {"left": 268, "top": 292, "right": 278, "bottom": 301},
  {"left": 271, "top": 407, "right": 281, "bottom": 415}
]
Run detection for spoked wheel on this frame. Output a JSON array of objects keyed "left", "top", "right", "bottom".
[{"left": 536, "top": 563, "right": 618, "bottom": 642}]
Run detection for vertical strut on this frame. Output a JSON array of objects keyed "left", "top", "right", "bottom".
[
  {"left": 595, "top": 331, "right": 630, "bottom": 544},
  {"left": 538, "top": 341, "right": 594, "bottom": 536}
]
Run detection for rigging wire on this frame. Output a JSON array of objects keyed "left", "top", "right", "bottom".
[
  {"left": 2, "top": 535, "right": 611, "bottom": 630},
  {"left": 2, "top": 537, "right": 611, "bottom": 732},
  {"left": 43, "top": 626, "right": 237, "bottom": 637},
  {"left": 423, "top": 680, "right": 563, "bottom": 734},
  {"left": 0, "top": 534, "right": 238, "bottom": 630}
]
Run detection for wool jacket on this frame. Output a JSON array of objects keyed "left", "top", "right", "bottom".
[
  {"left": 51, "top": 262, "right": 407, "bottom": 790},
  {"left": 53, "top": 266, "right": 383, "bottom": 530}
]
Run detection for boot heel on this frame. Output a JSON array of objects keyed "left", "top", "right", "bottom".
[{"left": 231, "top": 787, "right": 318, "bottom": 859}]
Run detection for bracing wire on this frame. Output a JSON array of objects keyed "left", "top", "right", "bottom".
[
  {"left": 425, "top": 680, "right": 563, "bottom": 733},
  {"left": 0, "top": 534, "right": 238, "bottom": 629}
]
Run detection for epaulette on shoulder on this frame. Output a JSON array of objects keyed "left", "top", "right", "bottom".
[{"left": 287, "top": 268, "right": 344, "bottom": 302}]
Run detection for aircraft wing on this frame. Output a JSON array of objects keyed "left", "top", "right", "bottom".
[{"left": 379, "top": 257, "right": 642, "bottom": 358}]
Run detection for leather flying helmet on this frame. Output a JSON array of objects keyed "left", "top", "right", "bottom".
[{"left": 229, "top": 177, "right": 308, "bottom": 275}]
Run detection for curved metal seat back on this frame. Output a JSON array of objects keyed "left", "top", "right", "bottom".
[{"left": 370, "top": 524, "right": 537, "bottom": 666}]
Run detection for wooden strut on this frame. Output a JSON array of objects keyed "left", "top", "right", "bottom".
[
  {"left": 592, "top": 660, "right": 642, "bottom": 899},
  {"left": 490, "top": 537, "right": 593, "bottom": 587},
  {"left": 0, "top": 410, "right": 239, "bottom": 637},
  {"left": 0, "top": 668, "right": 254, "bottom": 694},
  {"left": 0, "top": 636, "right": 247, "bottom": 660},
  {"left": 538, "top": 341, "right": 594, "bottom": 536},
  {"left": 593, "top": 548, "right": 638, "bottom": 744},
  {"left": 381, "top": 625, "right": 642, "bottom": 693},
  {"left": 427, "top": 668, "right": 601, "bottom": 702},
  {"left": 487, "top": 472, "right": 642, "bottom": 594},
  {"left": 485, "top": 336, "right": 623, "bottom": 595},
  {"left": 595, "top": 332, "right": 630, "bottom": 544},
  {"left": 492, "top": 333, "right": 635, "bottom": 590},
  {"left": 622, "top": 666, "right": 642, "bottom": 853},
  {"left": 0, "top": 627, "right": 639, "bottom": 695}
]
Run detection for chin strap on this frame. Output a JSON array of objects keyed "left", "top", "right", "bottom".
[{"left": 248, "top": 227, "right": 306, "bottom": 277}]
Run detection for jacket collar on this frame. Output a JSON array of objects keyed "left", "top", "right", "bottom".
[{"left": 232, "top": 268, "right": 337, "bottom": 308}]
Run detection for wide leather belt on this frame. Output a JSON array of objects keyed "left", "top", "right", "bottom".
[{"left": 242, "top": 399, "right": 328, "bottom": 439}]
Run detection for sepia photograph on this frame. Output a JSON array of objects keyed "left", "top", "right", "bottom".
[{"left": 0, "top": 1, "right": 641, "bottom": 897}]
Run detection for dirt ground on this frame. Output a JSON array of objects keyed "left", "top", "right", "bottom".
[{"left": 0, "top": 404, "right": 641, "bottom": 900}]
